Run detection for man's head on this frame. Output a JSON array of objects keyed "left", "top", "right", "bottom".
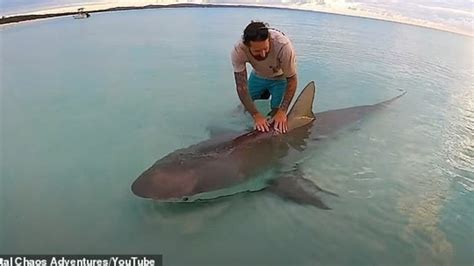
[{"left": 243, "top": 21, "right": 270, "bottom": 60}]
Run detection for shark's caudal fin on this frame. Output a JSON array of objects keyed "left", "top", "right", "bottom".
[
  {"left": 380, "top": 89, "right": 407, "bottom": 106},
  {"left": 287, "top": 81, "right": 317, "bottom": 131},
  {"left": 372, "top": 89, "right": 407, "bottom": 109}
]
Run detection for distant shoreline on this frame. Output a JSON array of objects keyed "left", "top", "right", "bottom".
[{"left": 0, "top": 3, "right": 472, "bottom": 38}]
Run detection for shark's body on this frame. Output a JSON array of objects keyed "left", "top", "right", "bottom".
[{"left": 131, "top": 81, "right": 405, "bottom": 209}]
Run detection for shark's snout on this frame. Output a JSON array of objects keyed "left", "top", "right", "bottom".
[
  {"left": 131, "top": 167, "right": 198, "bottom": 200},
  {"left": 131, "top": 175, "right": 152, "bottom": 198}
]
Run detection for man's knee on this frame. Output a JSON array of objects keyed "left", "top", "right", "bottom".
[{"left": 248, "top": 86, "right": 271, "bottom": 101}]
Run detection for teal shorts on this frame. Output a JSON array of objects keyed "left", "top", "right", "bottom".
[{"left": 248, "top": 71, "right": 287, "bottom": 109}]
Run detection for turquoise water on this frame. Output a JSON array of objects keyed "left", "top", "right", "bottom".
[{"left": 1, "top": 7, "right": 473, "bottom": 266}]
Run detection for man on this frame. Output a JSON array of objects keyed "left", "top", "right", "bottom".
[{"left": 231, "top": 21, "right": 298, "bottom": 133}]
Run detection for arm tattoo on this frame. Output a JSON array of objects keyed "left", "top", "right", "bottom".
[
  {"left": 234, "top": 70, "right": 259, "bottom": 116},
  {"left": 279, "top": 74, "right": 298, "bottom": 112}
]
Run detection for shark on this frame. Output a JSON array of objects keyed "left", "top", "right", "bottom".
[{"left": 131, "top": 81, "right": 405, "bottom": 209}]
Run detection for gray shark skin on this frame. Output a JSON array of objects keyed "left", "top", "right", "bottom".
[{"left": 131, "top": 81, "right": 405, "bottom": 209}]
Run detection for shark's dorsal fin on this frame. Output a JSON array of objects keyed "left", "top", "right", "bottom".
[{"left": 287, "top": 81, "right": 317, "bottom": 131}]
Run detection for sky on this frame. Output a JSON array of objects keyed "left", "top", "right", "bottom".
[
  {"left": 343, "top": 0, "right": 472, "bottom": 32},
  {"left": 1, "top": 0, "right": 472, "bottom": 35}
]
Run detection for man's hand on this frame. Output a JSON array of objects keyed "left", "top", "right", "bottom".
[
  {"left": 253, "top": 113, "right": 270, "bottom": 132},
  {"left": 272, "top": 109, "right": 288, "bottom": 133}
]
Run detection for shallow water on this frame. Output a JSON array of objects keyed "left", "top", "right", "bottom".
[{"left": 1, "top": 7, "right": 473, "bottom": 266}]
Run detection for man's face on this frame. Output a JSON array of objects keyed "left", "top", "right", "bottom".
[{"left": 249, "top": 39, "right": 270, "bottom": 61}]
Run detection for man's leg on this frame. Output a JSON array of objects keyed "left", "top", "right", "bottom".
[
  {"left": 248, "top": 71, "right": 270, "bottom": 101},
  {"left": 268, "top": 78, "right": 288, "bottom": 116}
]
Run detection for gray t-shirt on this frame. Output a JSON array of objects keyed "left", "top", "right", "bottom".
[{"left": 231, "top": 29, "right": 297, "bottom": 80}]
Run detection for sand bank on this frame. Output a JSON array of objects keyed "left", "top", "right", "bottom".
[{"left": 0, "top": 2, "right": 472, "bottom": 38}]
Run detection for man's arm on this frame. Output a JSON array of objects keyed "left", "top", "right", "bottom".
[
  {"left": 271, "top": 74, "right": 297, "bottom": 133},
  {"left": 234, "top": 70, "right": 270, "bottom": 132},
  {"left": 234, "top": 69, "right": 259, "bottom": 116},
  {"left": 279, "top": 74, "right": 298, "bottom": 113}
]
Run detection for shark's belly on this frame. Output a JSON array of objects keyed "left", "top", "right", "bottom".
[{"left": 171, "top": 170, "right": 276, "bottom": 202}]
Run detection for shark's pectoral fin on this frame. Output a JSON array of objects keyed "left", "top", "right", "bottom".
[{"left": 266, "top": 168, "right": 338, "bottom": 210}]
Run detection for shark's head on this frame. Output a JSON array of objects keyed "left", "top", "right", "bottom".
[{"left": 131, "top": 161, "right": 198, "bottom": 201}]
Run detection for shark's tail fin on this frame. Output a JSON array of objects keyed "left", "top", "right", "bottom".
[
  {"left": 287, "top": 81, "right": 317, "bottom": 131},
  {"left": 378, "top": 89, "right": 407, "bottom": 107}
]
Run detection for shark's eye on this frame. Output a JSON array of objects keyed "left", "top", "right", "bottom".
[{"left": 183, "top": 197, "right": 189, "bottom": 201}]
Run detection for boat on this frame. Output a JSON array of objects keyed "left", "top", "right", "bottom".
[{"left": 73, "top": 8, "right": 90, "bottom": 19}]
